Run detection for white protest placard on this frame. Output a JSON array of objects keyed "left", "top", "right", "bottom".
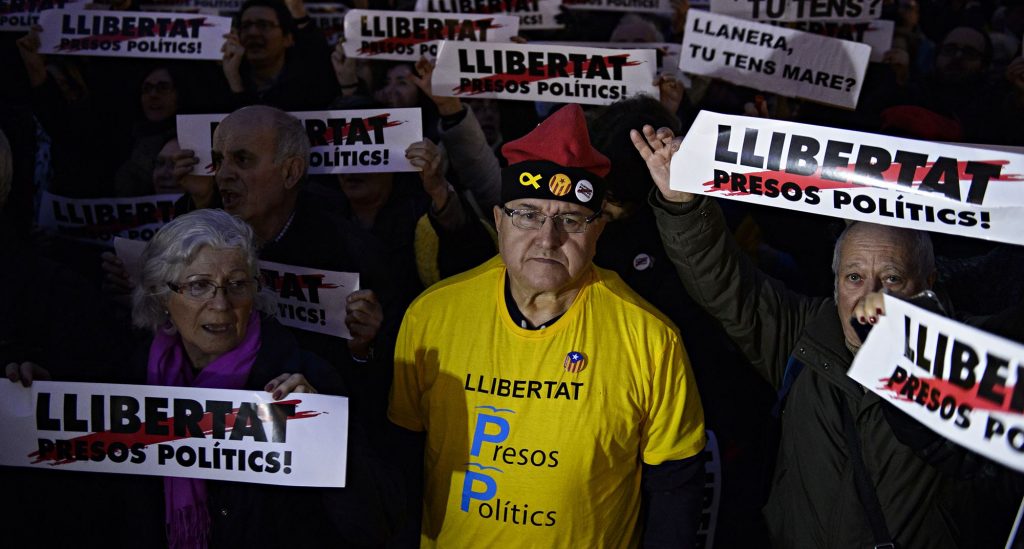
[
  {"left": 308, "top": 3, "right": 349, "bottom": 46},
  {"left": 670, "top": 111, "right": 1024, "bottom": 245},
  {"left": 539, "top": 41, "right": 685, "bottom": 76},
  {"left": 258, "top": 260, "right": 359, "bottom": 340},
  {"left": 0, "top": 0, "right": 83, "bottom": 32},
  {"left": 849, "top": 295, "right": 1024, "bottom": 474},
  {"left": 433, "top": 41, "right": 659, "bottom": 105},
  {"left": 343, "top": 9, "right": 519, "bottom": 61},
  {"left": 178, "top": 108, "right": 424, "bottom": 175},
  {"left": 680, "top": 11, "right": 870, "bottom": 109},
  {"left": 0, "top": 380, "right": 349, "bottom": 486},
  {"left": 37, "top": 9, "right": 230, "bottom": 59},
  {"left": 710, "top": 0, "right": 882, "bottom": 22},
  {"left": 414, "top": 0, "right": 562, "bottom": 31},
  {"left": 562, "top": 0, "right": 674, "bottom": 15},
  {"left": 781, "top": 19, "right": 893, "bottom": 63},
  {"left": 38, "top": 191, "right": 179, "bottom": 246}
]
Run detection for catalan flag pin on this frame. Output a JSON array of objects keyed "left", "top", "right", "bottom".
[{"left": 563, "top": 351, "right": 587, "bottom": 373}]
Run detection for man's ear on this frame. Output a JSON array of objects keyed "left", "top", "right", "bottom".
[
  {"left": 281, "top": 156, "right": 304, "bottom": 190},
  {"left": 493, "top": 205, "right": 503, "bottom": 228}
]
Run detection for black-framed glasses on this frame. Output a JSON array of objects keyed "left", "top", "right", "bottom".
[
  {"left": 167, "top": 279, "right": 260, "bottom": 301},
  {"left": 239, "top": 19, "right": 281, "bottom": 32},
  {"left": 501, "top": 206, "right": 602, "bottom": 234},
  {"left": 142, "top": 81, "right": 175, "bottom": 95}
]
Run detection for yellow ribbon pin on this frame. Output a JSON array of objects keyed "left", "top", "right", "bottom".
[{"left": 519, "top": 172, "right": 541, "bottom": 189}]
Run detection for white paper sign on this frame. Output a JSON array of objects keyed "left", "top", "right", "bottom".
[
  {"left": 0, "top": 0, "right": 83, "bottom": 31},
  {"left": 433, "top": 41, "right": 659, "bottom": 105},
  {"left": 670, "top": 111, "right": 1024, "bottom": 245},
  {"left": 414, "top": 0, "right": 562, "bottom": 30},
  {"left": 562, "top": 0, "right": 674, "bottom": 15},
  {"left": 178, "top": 108, "right": 425, "bottom": 175},
  {"left": 0, "top": 380, "right": 349, "bottom": 486},
  {"left": 258, "top": 260, "right": 359, "bottom": 340},
  {"left": 540, "top": 41, "right": 685, "bottom": 76},
  {"left": 38, "top": 191, "right": 179, "bottom": 246},
  {"left": 781, "top": 19, "right": 894, "bottom": 63},
  {"left": 113, "top": 236, "right": 146, "bottom": 286},
  {"left": 849, "top": 296, "right": 1024, "bottom": 474},
  {"left": 343, "top": 9, "right": 519, "bottom": 61},
  {"left": 710, "top": 0, "right": 883, "bottom": 22},
  {"left": 37, "top": 9, "right": 230, "bottom": 59},
  {"left": 680, "top": 11, "right": 870, "bottom": 109}
]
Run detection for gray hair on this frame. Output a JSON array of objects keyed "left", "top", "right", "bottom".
[
  {"left": 230, "top": 105, "right": 310, "bottom": 175},
  {"left": 831, "top": 221, "right": 935, "bottom": 299},
  {"left": 131, "top": 208, "right": 275, "bottom": 332},
  {"left": 0, "top": 130, "right": 11, "bottom": 209}
]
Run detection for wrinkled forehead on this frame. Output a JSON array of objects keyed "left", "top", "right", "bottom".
[
  {"left": 839, "top": 224, "right": 919, "bottom": 269},
  {"left": 214, "top": 112, "right": 274, "bottom": 149}
]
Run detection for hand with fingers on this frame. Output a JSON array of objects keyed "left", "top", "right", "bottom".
[
  {"left": 409, "top": 56, "right": 463, "bottom": 116},
  {"left": 265, "top": 373, "right": 317, "bottom": 400},
  {"left": 346, "top": 289, "right": 383, "bottom": 361},
  {"left": 405, "top": 138, "right": 451, "bottom": 209},
  {"left": 221, "top": 31, "right": 245, "bottom": 93},
  {"left": 629, "top": 124, "right": 693, "bottom": 204},
  {"left": 101, "top": 251, "right": 134, "bottom": 308},
  {"left": 654, "top": 73, "right": 685, "bottom": 115},
  {"left": 6, "top": 362, "right": 52, "bottom": 387},
  {"left": 16, "top": 24, "right": 46, "bottom": 87},
  {"left": 331, "top": 40, "right": 361, "bottom": 94}
]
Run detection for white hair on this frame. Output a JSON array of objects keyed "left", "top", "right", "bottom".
[{"left": 131, "top": 209, "right": 274, "bottom": 332}]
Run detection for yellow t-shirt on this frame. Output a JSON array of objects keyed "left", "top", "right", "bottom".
[{"left": 389, "top": 257, "right": 706, "bottom": 548}]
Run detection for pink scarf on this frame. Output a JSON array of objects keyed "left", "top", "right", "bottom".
[{"left": 147, "top": 310, "right": 262, "bottom": 549}]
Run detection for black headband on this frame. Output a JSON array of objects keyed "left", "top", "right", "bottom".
[{"left": 501, "top": 160, "right": 606, "bottom": 211}]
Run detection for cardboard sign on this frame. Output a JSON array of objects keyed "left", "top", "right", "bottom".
[
  {"left": 343, "top": 9, "right": 519, "bottom": 61},
  {"left": 778, "top": 19, "right": 893, "bottom": 63},
  {"left": 113, "top": 240, "right": 361, "bottom": 340},
  {"left": 432, "top": 41, "right": 659, "bottom": 106},
  {"left": 140, "top": 0, "right": 241, "bottom": 12},
  {"left": 0, "top": 380, "right": 349, "bottom": 487},
  {"left": 670, "top": 111, "right": 1024, "bottom": 245},
  {"left": 38, "top": 192, "right": 179, "bottom": 246},
  {"left": 177, "top": 108, "right": 425, "bottom": 175},
  {"left": 258, "top": 260, "right": 359, "bottom": 340},
  {"left": 849, "top": 295, "right": 1024, "bottom": 474},
  {"left": 414, "top": 0, "right": 562, "bottom": 31},
  {"left": 37, "top": 9, "right": 230, "bottom": 59},
  {"left": 680, "top": 11, "right": 870, "bottom": 109},
  {"left": 562, "top": 0, "right": 674, "bottom": 15},
  {"left": 308, "top": 3, "right": 349, "bottom": 46},
  {"left": 710, "top": 0, "right": 883, "bottom": 22},
  {"left": 0, "top": 0, "right": 83, "bottom": 32}
]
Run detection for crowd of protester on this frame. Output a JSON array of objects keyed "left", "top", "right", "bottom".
[{"left": 1, "top": 0, "right": 1023, "bottom": 546}]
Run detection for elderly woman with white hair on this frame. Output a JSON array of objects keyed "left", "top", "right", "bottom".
[{"left": 125, "top": 207, "right": 352, "bottom": 547}]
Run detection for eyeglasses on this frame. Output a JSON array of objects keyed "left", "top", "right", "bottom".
[
  {"left": 938, "top": 44, "right": 983, "bottom": 60},
  {"left": 501, "top": 206, "right": 602, "bottom": 234},
  {"left": 167, "top": 279, "right": 260, "bottom": 301},
  {"left": 239, "top": 19, "right": 281, "bottom": 32},
  {"left": 142, "top": 82, "right": 174, "bottom": 95}
]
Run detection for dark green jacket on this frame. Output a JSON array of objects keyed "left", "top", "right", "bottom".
[{"left": 652, "top": 193, "right": 1010, "bottom": 548}]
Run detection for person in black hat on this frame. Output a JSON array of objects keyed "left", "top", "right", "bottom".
[{"left": 389, "top": 104, "right": 707, "bottom": 548}]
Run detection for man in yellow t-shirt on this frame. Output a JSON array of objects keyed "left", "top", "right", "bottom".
[{"left": 389, "top": 104, "right": 706, "bottom": 548}]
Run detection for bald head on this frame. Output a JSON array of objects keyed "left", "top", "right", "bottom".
[
  {"left": 212, "top": 105, "right": 308, "bottom": 241},
  {"left": 832, "top": 222, "right": 936, "bottom": 351}
]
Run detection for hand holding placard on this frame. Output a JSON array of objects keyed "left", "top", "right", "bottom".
[{"left": 630, "top": 125, "right": 694, "bottom": 204}]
